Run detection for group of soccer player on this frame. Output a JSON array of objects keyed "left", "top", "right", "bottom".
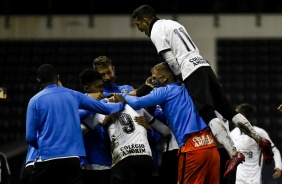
[{"left": 21, "top": 4, "right": 280, "bottom": 184}]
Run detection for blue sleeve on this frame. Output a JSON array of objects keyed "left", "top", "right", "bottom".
[
  {"left": 122, "top": 88, "right": 166, "bottom": 109},
  {"left": 26, "top": 99, "right": 38, "bottom": 149},
  {"left": 75, "top": 91, "right": 125, "bottom": 115},
  {"left": 79, "top": 109, "right": 95, "bottom": 120},
  {"left": 79, "top": 98, "right": 109, "bottom": 119}
]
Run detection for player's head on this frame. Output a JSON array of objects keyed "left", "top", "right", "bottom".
[
  {"left": 79, "top": 68, "right": 103, "bottom": 94},
  {"left": 236, "top": 103, "right": 256, "bottom": 123},
  {"left": 93, "top": 56, "right": 117, "bottom": 87},
  {"left": 150, "top": 62, "right": 175, "bottom": 87},
  {"left": 36, "top": 64, "right": 59, "bottom": 89},
  {"left": 132, "top": 5, "right": 157, "bottom": 36}
]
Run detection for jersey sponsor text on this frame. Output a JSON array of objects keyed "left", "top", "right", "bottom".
[{"left": 120, "top": 144, "right": 146, "bottom": 156}]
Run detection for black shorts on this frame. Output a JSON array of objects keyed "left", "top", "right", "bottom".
[
  {"left": 82, "top": 169, "right": 111, "bottom": 184},
  {"left": 29, "top": 157, "right": 83, "bottom": 184},
  {"left": 183, "top": 66, "right": 229, "bottom": 111},
  {"left": 110, "top": 155, "right": 153, "bottom": 184}
]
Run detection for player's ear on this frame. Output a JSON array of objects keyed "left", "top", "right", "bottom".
[
  {"left": 143, "top": 18, "right": 149, "bottom": 25},
  {"left": 36, "top": 78, "right": 42, "bottom": 91}
]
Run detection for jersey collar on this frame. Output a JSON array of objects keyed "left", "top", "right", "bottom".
[{"left": 148, "top": 17, "right": 159, "bottom": 37}]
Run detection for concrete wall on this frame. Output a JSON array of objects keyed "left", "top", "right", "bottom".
[{"left": 1, "top": 14, "right": 282, "bottom": 73}]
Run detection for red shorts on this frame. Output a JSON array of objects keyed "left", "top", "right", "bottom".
[{"left": 177, "top": 129, "right": 220, "bottom": 184}]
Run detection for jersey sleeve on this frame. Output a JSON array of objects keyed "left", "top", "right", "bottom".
[
  {"left": 26, "top": 99, "right": 39, "bottom": 149},
  {"left": 151, "top": 23, "right": 170, "bottom": 54},
  {"left": 122, "top": 88, "right": 166, "bottom": 109},
  {"left": 83, "top": 113, "right": 104, "bottom": 129}
]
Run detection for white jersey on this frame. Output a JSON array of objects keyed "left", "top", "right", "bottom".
[
  {"left": 95, "top": 104, "right": 152, "bottom": 167},
  {"left": 150, "top": 19, "right": 210, "bottom": 80},
  {"left": 230, "top": 126, "right": 275, "bottom": 184}
]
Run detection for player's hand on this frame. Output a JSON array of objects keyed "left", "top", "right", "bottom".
[
  {"left": 134, "top": 116, "right": 151, "bottom": 130},
  {"left": 145, "top": 77, "right": 155, "bottom": 88},
  {"left": 277, "top": 104, "right": 282, "bottom": 112},
  {"left": 273, "top": 168, "right": 281, "bottom": 179},
  {"left": 128, "top": 89, "right": 137, "bottom": 96},
  {"left": 103, "top": 113, "right": 120, "bottom": 127},
  {"left": 113, "top": 93, "right": 126, "bottom": 105}
]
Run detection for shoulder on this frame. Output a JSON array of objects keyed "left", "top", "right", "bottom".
[
  {"left": 166, "top": 83, "right": 183, "bottom": 91},
  {"left": 152, "top": 86, "right": 167, "bottom": 93},
  {"left": 253, "top": 126, "right": 269, "bottom": 137},
  {"left": 28, "top": 89, "right": 47, "bottom": 105},
  {"left": 230, "top": 127, "right": 240, "bottom": 136}
]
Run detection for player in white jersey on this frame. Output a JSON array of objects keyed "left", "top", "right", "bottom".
[
  {"left": 230, "top": 103, "right": 281, "bottom": 184},
  {"left": 90, "top": 101, "right": 170, "bottom": 184},
  {"left": 79, "top": 67, "right": 171, "bottom": 184},
  {"left": 131, "top": 4, "right": 274, "bottom": 177}
]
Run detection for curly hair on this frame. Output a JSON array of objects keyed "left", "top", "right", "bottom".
[{"left": 93, "top": 56, "right": 113, "bottom": 70}]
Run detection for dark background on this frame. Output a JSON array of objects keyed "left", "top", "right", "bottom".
[{"left": 1, "top": 0, "right": 282, "bottom": 15}]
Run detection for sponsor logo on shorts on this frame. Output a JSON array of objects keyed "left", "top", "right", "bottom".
[
  {"left": 189, "top": 56, "right": 208, "bottom": 66},
  {"left": 192, "top": 135, "right": 215, "bottom": 147}
]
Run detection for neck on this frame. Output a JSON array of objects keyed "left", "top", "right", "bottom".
[{"left": 40, "top": 81, "right": 57, "bottom": 89}]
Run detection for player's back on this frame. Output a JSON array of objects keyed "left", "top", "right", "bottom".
[{"left": 230, "top": 127, "right": 263, "bottom": 184}]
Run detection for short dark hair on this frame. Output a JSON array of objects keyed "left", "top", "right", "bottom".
[
  {"left": 93, "top": 56, "right": 113, "bottom": 70},
  {"left": 236, "top": 103, "right": 256, "bottom": 120},
  {"left": 79, "top": 68, "right": 102, "bottom": 86},
  {"left": 136, "top": 84, "right": 153, "bottom": 97},
  {"left": 132, "top": 5, "right": 156, "bottom": 19},
  {"left": 37, "top": 64, "right": 57, "bottom": 83}
]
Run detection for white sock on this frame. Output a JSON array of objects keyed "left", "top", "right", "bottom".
[
  {"left": 209, "top": 118, "right": 237, "bottom": 157},
  {"left": 232, "top": 113, "right": 261, "bottom": 143}
]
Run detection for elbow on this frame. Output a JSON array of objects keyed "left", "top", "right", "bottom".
[{"left": 26, "top": 136, "right": 37, "bottom": 149}]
